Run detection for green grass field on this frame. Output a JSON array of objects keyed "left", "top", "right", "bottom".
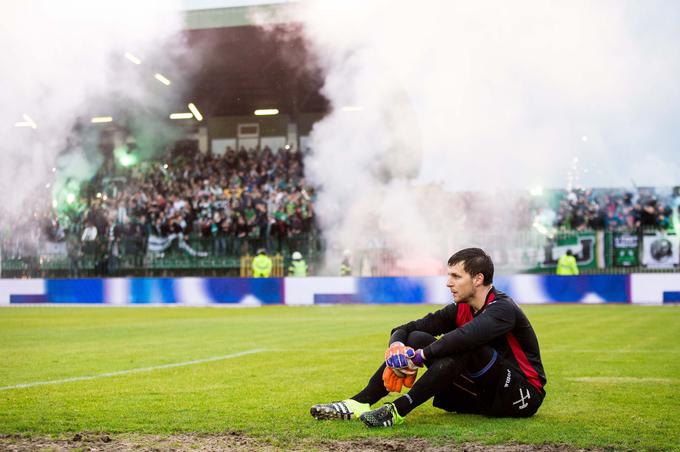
[{"left": 1, "top": 305, "right": 679, "bottom": 450}]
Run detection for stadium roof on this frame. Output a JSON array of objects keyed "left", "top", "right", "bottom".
[
  {"left": 182, "top": 0, "right": 291, "bottom": 28},
  {"left": 178, "top": 1, "right": 327, "bottom": 117}
]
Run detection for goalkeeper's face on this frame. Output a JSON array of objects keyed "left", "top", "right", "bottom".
[{"left": 446, "top": 262, "right": 476, "bottom": 303}]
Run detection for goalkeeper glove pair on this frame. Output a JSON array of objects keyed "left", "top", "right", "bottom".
[
  {"left": 382, "top": 342, "right": 426, "bottom": 393},
  {"left": 384, "top": 341, "right": 426, "bottom": 372}
]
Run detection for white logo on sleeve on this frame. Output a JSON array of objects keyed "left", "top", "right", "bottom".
[
  {"left": 504, "top": 369, "right": 511, "bottom": 388},
  {"left": 512, "top": 388, "right": 531, "bottom": 410}
]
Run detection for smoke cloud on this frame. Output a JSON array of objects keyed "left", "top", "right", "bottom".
[
  {"left": 0, "top": 0, "right": 188, "bottom": 223},
  {"left": 267, "top": 0, "right": 680, "bottom": 273}
]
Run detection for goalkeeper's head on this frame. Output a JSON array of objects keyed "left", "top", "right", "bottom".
[{"left": 446, "top": 248, "right": 494, "bottom": 305}]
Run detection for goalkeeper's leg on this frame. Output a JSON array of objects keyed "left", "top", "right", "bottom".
[
  {"left": 311, "top": 330, "right": 441, "bottom": 422},
  {"left": 392, "top": 345, "right": 499, "bottom": 418},
  {"left": 359, "top": 357, "right": 470, "bottom": 427},
  {"left": 360, "top": 345, "right": 499, "bottom": 427},
  {"left": 310, "top": 360, "right": 388, "bottom": 422},
  {"left": 349, "top": 330, "right": 437, "bottom": 405}
]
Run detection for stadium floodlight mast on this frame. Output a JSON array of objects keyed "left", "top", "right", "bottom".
[
  {"left": 188, "top": 103, "right": 203, "bottom": 121},
  {"left": 154, "top": 73, "right": 171, "bottom": 86},
  {"left": 254, "top": 108, "right": 279, "bottom": 116}
]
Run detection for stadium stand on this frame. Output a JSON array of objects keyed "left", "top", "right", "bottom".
[
  {"left": 2, "top": 161, "right": 678, "bottom": 279},
  {"left": 0, "top": 146, "right": 320, "bottom": 278},
  {"left": 552, "top": 188, "right": 676, "bottom": 232}
]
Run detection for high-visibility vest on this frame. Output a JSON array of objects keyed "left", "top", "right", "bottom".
[
  {"left": 288, "top": 259, "right": 308, "bottom": 277},
  {"left": 340, "top": 261, "right": 352, "bottom": 276},
  {"left": 252, "top": 254, "right": 273, "bottom": 277},
  {"left": 556, "top": 254, "right": 579, "bottom": 275}
]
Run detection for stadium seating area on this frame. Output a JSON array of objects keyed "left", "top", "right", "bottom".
[
  {"left": 552, "top": 188, "right": 676, "bottom": 232},
  {"left": 97, "top": 145, "right": 317, "bottom": 254},
  {"left": 1, "top": 146, "right": 320, "bottom": 277},
  {"left": 0, "top": 145, "right": 678, "bottom": 278}
]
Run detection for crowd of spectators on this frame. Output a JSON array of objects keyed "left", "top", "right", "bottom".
[
  {"left": 109, "top": 145, "right": 315, "bottom": 254},
  {"left": 1, "top": 144, "right": 677, "bottom": 278},
  {"left": 552, "top": 188, "right": 677, "bottom": 232},
  {"left": 1, "top": 145, "right": 319, "bottom": 275}
]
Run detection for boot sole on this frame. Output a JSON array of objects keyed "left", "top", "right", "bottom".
[{"left": 310, "top": 405, "right": 351, "bottom": 420}]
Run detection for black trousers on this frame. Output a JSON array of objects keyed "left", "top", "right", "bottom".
[{"left": 351, "top": 331, "right": 543, "bottom": 417}]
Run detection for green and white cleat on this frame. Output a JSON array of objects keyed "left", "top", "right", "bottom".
[
  {"left": 310, "top": 399, "right": 370, "bottom": 421},
  {"left": 359, "top": 402, "right": 404, "bottom": 428}
]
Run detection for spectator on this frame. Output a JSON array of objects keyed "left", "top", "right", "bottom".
[
  {"left": 66, "top": 229, "right": 81, "bottom": 277},
  {"left": 126, "top": 214, "right": 148, "bottom": 268},
  {"left": 81, "top": 220, "right": 98, "bottom": 258}
]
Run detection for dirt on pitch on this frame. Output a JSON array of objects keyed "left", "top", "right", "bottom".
[{"left": 0, "top": 432, "right": 601, "bottom": 451}]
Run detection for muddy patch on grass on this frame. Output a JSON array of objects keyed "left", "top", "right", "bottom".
[{"left": 0, "top": 433, "right": 601, "bottom": 451}]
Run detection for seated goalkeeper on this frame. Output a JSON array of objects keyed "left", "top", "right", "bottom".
[{"left": 310, "top": 247, "right": 547, "bottom": 427}]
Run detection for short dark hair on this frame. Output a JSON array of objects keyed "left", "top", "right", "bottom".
[{"left": 448, "top": 248, "right": 494, "bottom": 285}]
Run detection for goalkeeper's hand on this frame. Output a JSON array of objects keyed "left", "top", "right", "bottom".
[
  {"left": 405, "top": 348, "right": 426, "bottom": 367},
  {"left": 384, "top": 341, "right": 411, "bottom": 370},
  {"left": 382, "top": 367, "right": 417, "bottom": 393}
]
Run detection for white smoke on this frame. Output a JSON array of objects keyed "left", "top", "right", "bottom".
[
  {"left": 0, "top": 0, "right": 188, "bottom": 222},
  {"left": 264, "top": 0, "right": 680, "bottom": 273}
]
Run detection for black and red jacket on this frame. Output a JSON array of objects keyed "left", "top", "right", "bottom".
[{"left": 391, "top": 287, "right": 547, "bottom": 393}]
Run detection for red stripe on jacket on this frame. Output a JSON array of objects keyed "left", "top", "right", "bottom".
[
  {"left": 506, "top": 332, "right": 543, "bottom": 391},
  {"left": 456, "top": 303, "right": 473, "bottom": 327},
  {"left": 455, "top": 290, "right": 495, "bottom": 327}
]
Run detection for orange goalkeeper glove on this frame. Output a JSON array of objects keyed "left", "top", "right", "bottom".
[{"left": 382, "top": 366, "right": 418, "bottom": 393}]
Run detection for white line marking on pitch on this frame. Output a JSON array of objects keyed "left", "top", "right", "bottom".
[
  {"left": 0, "top": 348, "right": 265, "bottom": 391},
  {"left": 568, "top": 376, "right": 674, "bottom": 384},
  {"left": 546, "top": 349, "right": 680, "bottom": 354}
]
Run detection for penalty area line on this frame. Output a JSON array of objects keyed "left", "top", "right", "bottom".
[{"left": 0, "top": 348, "right": 266, "bottom": 391}]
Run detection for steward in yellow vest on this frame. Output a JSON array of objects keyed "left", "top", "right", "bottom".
[
  {"left": 288, "top": 251, "right": 308, "bottom": 277},
  {"left": 556, "top": 250, "right": 579, "bottom": 275},
  {"left": 252, "top": 249, "right": 273, "bottom": 277}
]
